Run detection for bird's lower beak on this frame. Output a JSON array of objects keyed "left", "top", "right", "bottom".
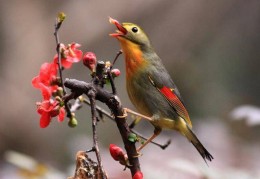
[{"left": 109, "top": 17, "right": 127, "bottom": 37}]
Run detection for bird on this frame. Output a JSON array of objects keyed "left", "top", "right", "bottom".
[{"left": 109, "top": 17, "right": 213, "bottom": 163}]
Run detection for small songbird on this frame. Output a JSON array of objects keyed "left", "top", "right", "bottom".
[{"left": 109, "top": 17, "right": 213, "bottom": 163}]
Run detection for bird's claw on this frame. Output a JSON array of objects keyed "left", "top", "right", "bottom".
[
  {"left": 117, "top": 108, "right": 128, "bottom": 118},
  {"left": 160, "top": 139, "right": 171, "bottom": 150},
  {"left": 133, "top": 151, "right": 143, "bottom": 158}
]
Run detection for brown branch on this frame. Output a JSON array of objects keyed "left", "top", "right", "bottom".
[
  {"left": 106, "top": 69, "right": 117, "bottom": 95},
  {"left": 87, "top": 88, "right": 107, "bottom": 179},
  {"left": 64, "top": 78, "right": 141, "bottom": 177},
  {"left": 54, "top": 17, "right": 66, "bottom": 93},
  {"left": 108, "top": 50, "right": 122, "bottom": 95},
  {"left": 111, "top": 50, "right": 122, "bottom": 67}
]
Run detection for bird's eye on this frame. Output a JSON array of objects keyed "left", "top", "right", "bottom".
[{"left": 132, "top": 27, "right": 138, "bottom": 33}]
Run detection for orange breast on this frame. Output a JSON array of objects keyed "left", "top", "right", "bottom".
[{"left": 118, "top": 37, "right": 148, "bottom": 80}]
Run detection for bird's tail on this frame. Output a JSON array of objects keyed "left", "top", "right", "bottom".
[{"left": 179, "top": 120, "right": 213, "bottom": 163}]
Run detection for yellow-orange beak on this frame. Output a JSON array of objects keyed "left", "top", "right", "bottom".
[{"left": 109, "top": 17, "right": 127, "bottom": 37}]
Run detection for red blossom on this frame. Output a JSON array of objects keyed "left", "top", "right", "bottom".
[
  {"left": 83, "top": 52, "right": 97, "bottom": 72},
  {"left": 32, "top": 62, "right": 58, "bottom": 100},
  {"left": 133, "top": 171, "right": 143, "bottom": 179},
  {"left": 54, "top": 43, "right": 83, "bottom": 69},
  {"left": 36, "top": 99, "right": 65, "bottom": 128}
]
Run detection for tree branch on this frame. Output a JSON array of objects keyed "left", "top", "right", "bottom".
[
  {"left": 87, "top": 88, "right": 107, "bottom": 179},
  {"left": 64, "top": 78, "right": 141, "bottom": 177}
]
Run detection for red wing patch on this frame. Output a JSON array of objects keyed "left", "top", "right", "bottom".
[{"left": 160, "top": 86, "right": 192, "bottom": 127}]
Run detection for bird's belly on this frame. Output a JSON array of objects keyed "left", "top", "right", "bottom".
[{"left": 127, "top": 79, "right": 152, "bottom": 117}]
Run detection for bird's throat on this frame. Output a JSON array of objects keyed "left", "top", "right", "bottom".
[{"left": 118, "top": 38, "right": 147, "bottom": 80}]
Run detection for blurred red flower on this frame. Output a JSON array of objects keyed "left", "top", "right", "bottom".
[
  {"left": 54, "top": 43, "right": 83, "bottom": 69},
  {"left": 32, "top": 62, "right": 58, "bottom": 100},
  {"left": 36, "top": 99, "right": 65, "bottom": 128},
  {"left": 111, "top": 68, "right": 121, "bottom": 77},
  {"left": 133, "top": 171, "right": 143, "bottom": 179}
]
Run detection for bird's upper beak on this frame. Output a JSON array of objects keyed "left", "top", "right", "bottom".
[{"left": 109, "top": 17, "right": 127, "bottom": 37}]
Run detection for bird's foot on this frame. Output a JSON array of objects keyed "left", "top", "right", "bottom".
[
  {"left": 117, "top": 108, "right": 128, "bottom": 118},
  {"left": 124, "top": 108, "right": 153, "bottom": 122},
  {"left": 133, "top": 151, "right": 143, "bottom": 158}
]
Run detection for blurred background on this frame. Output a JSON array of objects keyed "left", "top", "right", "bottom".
[{"left": 0, "top": 0, "right": 260, "bottom": 178}]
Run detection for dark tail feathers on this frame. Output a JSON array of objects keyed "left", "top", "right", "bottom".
[{"left": 183, "top": 125, "right": 214, "bottom": 163}]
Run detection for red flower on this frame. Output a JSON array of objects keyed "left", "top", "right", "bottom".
[
  {"left": 83, "top": 52, "right": 97, "bottom": 72},
  {"left": 54, "top": 43, "right": 83, "bottom": 69},
  {"left": 36, "top": 99, "right": 65, "bottom": 128},
  {"left": 133, "top": 171, "right": 143, "bottom": 179},
  {"left": 32, "top": 62, "right": 58, "bottom": 100}
]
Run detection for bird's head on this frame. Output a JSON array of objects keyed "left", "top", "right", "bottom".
[{"left": 109, "top": 17, "right": 151, "bottom": 47}]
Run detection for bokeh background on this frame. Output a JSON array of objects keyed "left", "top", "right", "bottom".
[{"left": 0, "top": 0, "right": 260, "bottom": 178}]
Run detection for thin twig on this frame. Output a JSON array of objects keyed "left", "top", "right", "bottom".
[
  {"left": 87, "top": 89, "right": 107, "bottom": 179},
  {"left": 83, "top": 98, "right": 111, "bottom": 120},
  {"left": 107, "top": 69, "right": 117, "bottom": 95},
  {"left": 111, "top": 50, "right": 122, "bottom": 68},
  {"left": 54, "top": 19, "right": 66, "bottom": 94},
  {"left": 54, "top": 17, "right": 72, "bottom": 118}
]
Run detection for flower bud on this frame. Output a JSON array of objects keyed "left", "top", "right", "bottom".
[
  {"left": 111, "top": 69, "right": 121, "bottom": 77},
  {"left": 55, "top": 87, "right": 64, "bottom": 97},
  {"left": 128, "top": 133, "right": 137, "bottom": 143},
  {"left": 83, "top": 52, "right": 97, "bottom": 72},
  {"left": 133, "top": 171, "right": 143, "bottom": 179},
  {"left": 57, "top": 12, "right": 66, "bottom": 23},
  {"left": 109, "top": 144, "right": 130, "bottom": 166},
  {"left": 68, "top": 116, "right": 78, "bottom": 128},
  {"left": 109, "top": 144, "right": 125, "bottom": 161}
]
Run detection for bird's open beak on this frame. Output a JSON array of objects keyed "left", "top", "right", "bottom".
[{"left": 109, "top": 17, "right": 127, "bottom": 37}]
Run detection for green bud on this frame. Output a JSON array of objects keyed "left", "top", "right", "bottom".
[
  {"left": 55, "top": 96, "right": 64, "bottom": 107},
  {"left": 57, "top": 87, "right": 64, "bottom": 97},
  {"left": 55, "top": 96, "right": 62, "bottom": 102},
  {"left": 68, "top": 117, "right": 78, "bottom": 128},
  {"left": 141, "top": 139, "right": 145, "bottom": 145},
  {"left": 128, "top": 133, "right": 137, "bottom": 143},
  {"left": 57, "top": 12, "right": 66, "bottom": 23}
]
